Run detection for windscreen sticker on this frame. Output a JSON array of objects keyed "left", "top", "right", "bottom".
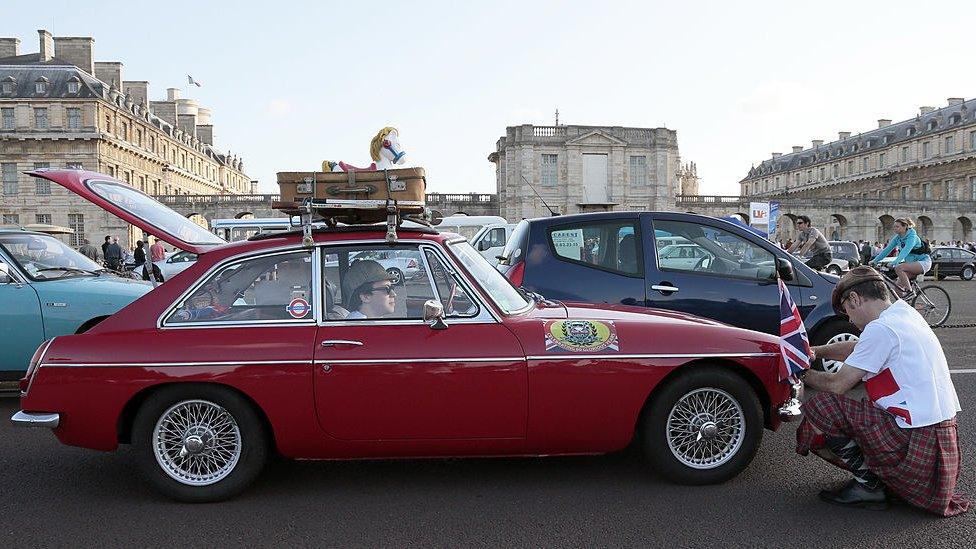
[
  {"left": 544, "top": 320, "right": 618, "bottom": 353},
  {"left": 286, "top": 298, "right": 311, "bottom": 318}
]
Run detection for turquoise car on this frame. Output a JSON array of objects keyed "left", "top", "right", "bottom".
[{"left": 0, "top": 229, "right": 152, "bottom": 380}]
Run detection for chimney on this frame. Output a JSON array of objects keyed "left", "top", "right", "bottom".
[
  {"left": 150, "top": 100, "right": 177, "bottom": 126},
  {"left": 920, "top": 106, "right": 935, "bottom": 115},
  {"left": 947, "top": 97, "right": 964, "bottom": 107},
  {"left": 792, "top": 146, "right": 803, "bottom": 153},
  {"left": 38, "top": 30, "right": 54, "bottom": 61},
  {"left": 838, "top": 131, "right": 851, "bottom": 140},
  {"left": 771, "top": 152, "right": 782, "bottom": 158},
  {"left": 877, "top": 119, "right": 892, "bottom": 128},
  {"left": 53, "top": 36, "right": 95, "bottom": 75},
  {"left": 196, "top": 107, "right": 212, "bottom": 125},
  {"left": 167, "top": 87, "right": 180, "bottom": 101},
  {"left": 0, "top": 37, "right": 20, "bottom": 58},
  {"left": 94, "top": 61, "right": 123, "bottom": 87},
  {"left": 177, "top": 113, "right": 197, "bottom": 137},
  {"left": 196, "top": 124, "right": 213, "bottom": 145},
  {"left": 122, "top": 81, "right": 149, "bottom": 105},
  {"left": 812, "top": 139, "right": 823, "bottom": 148}
]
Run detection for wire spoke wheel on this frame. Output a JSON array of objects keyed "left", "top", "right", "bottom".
[
  {"left": 152, "top": 399, "right": 242, "bottom": 486},
  {"left": 912, "top": 285, "right": 951, "bottom": 327},
  {"left": 666, "top": 388, "right": 745, "bottom": 470}
]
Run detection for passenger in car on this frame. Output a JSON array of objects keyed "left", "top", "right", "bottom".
[{"left": 341, "top": 260, "right": 396, "bottom": 319}]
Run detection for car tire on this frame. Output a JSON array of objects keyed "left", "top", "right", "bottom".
[
  {"left": 132, "top": 384, "right": 269, "bottom": 502},
  {"left": 826, "top": 265, "right": 842, "bottom": 275},
  {"left": 962, "top": 266, "right": 974, "bottom": 281},
  {"left": 387, "top": 268, "right": 404, "bottom": 286},
  {"left": 811, "top": 320, "right": 860, "bottom": 373},
  {"left": 640, "top": 367, "right": 762, "bottom": 485}
]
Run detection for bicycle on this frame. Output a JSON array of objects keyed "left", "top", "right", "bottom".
[{"left": 876, "top": 262, "right": 951, "bottom": 327}]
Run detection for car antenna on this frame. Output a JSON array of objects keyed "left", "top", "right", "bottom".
[{"left": 520, "top": 174, "right": 558, "bottom": 216}]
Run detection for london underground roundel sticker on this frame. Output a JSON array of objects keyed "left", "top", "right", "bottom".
[{"left": 286, "top": 298, "right": 310, "bottom": 319}]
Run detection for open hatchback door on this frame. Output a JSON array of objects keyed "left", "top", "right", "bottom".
[{"left": 28, "top": 169, "right": 226, "bottom": 255}]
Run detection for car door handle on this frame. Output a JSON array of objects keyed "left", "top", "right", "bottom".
[
  {"left": 320, "top": 340, "right": 363, "bottom": 347},
  {"left": 651, "top": 284, "right": 680, "bottom": 293}
]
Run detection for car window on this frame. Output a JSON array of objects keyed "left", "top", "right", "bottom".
[
  {"left": 0, "top": 232, "right": 101, "bottom": 280},
  {"left": 961, "top": 250, "right": 975, "bottom": 260},
  {"left": 499, "top": 219, "right": 529, "bottom": 266},
  {"left": 448, "top": 240, "right": 529, "bottom": 314},
  {"left": 548, "top": 220, "right": 641, "bottom": 276},
  {"left": 322, "top": 245, "right": 434, "bottom": 321},
  {"left": 166, "top": 250, "right": 313, "bottom": 324},
  {"left": 424, "top": 250, "right": 479, "bottom": 318},
  {"left": 653, "top": 220, "right": 776, "bottom": 281},
  {"left": 482, "top": 227, "right": 507, "bottom": 249}
]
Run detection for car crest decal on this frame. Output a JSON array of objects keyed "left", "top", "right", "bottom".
[
  {"left": 544, "top": 320, "right": 618, "bottom": 353},
  {"left": 286, "top": 298, "right": 311, "bottom": 318}
]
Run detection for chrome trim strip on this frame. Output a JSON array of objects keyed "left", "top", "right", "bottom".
[
  {"left": 313, "top": 357, "right": 525, "bottom": 365},
  {"left": 10, "top": 411, "right": 60, "bottom": 429},
  {"left": 321, "top": 340, "right": 363, "bottom": 347},
  {"left": 38, "top": 359, "right": 311, "bottom": 368},
  {"left": 24, "top": 337, "right": 55, "bottom": 396},
  {"left": 525, "top": 352, "right": 778, "bottom": 361}
]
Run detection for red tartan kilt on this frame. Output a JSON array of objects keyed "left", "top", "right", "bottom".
[{"left": 796, "top": 392, "right": 970, "bottom": 517}]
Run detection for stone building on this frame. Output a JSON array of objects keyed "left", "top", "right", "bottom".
[
  {"left": 489, "top": 124, "right": 684, "bottom": 220},
  {"left": 740, "top": 97, "right": 976, "bottom": 242},
  {"left": 0, "top": 30, "right": 253, "bottom": 248}
]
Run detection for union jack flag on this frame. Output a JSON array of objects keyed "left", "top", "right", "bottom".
[{"left": 778, "top": 278, "right": 811, "bottom": 383}]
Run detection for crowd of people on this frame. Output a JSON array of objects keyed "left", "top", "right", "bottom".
[{"left": 75, "top": 234, "right": 167, "bottom": 282}]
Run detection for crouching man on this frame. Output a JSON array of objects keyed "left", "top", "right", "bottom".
[{"left": 796, "top": 266, "right": 969, "bottom": 516}]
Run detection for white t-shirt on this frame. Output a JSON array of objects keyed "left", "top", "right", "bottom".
[
  {"left": 844, "top": 299, "right": 961, "bottom": 428},
  {"left": 345, "top": 310, "right": 366, "bottom": 320}
]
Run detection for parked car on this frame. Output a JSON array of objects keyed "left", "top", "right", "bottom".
[
  {"left": 0, "top": 228, "right": 152, "bottom": 381},
  {"left": 470, "top": 223, "right": 516, "bottom": 264},
  {"left": 497, "top": 212, "right": 858, "bottom": 373},
  {"left": 930, "top": 246, "right": 976, "bottom": 280},
  {"left": 12, "top": 169, "right": 800, "bottom": 502},
  {"left": 435, "top": 215, "right": 508, "bottom": 241},
  {"left": 155, "top": 250, "right": 199, "bottom": 279}
]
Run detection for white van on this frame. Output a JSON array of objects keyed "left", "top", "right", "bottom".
[
  {"left": 435, "top": 215, "right": 508, "bottom": 241},
  {"left": 471, "top": 223, "right": 517, "bottom": 264}
]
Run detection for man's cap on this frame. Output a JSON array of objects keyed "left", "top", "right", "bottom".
[
  {"left": 343, "top": 259, "right": 392, "bottom": 299},
  {"left": 831, "top": 265, "right": 886, "bottom": 314}
]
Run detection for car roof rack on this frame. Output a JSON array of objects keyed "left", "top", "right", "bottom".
[
  {"left": 247, "top": 224, "right": 440, "bottom": 242},
  {"left": 273, "top": 198, "right": 443, "bottom": 247}
]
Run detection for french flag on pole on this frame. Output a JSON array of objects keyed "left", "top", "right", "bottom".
[{"left": 778, "top": 278, "right": 812, "bottom": 383}]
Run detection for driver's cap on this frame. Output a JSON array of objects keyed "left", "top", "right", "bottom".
[{"left": 342, "top": 259, "right": 392, "bottom": 299}]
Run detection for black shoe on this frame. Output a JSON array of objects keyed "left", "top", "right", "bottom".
[{"left": 818, "top": 479, "right": 888, "bottom": 510}]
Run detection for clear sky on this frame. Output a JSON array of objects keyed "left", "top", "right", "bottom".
[{"left": 4, "top": 0, "right": 972, "bottom": 195}]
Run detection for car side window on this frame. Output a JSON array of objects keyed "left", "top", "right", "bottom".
[
  {"left": 653, "top": 220, "right": 775, "bottom": 281},
  {"left": 322, "top": 245, "right": 435, "bottom": 321},
  {"left": 166, "top": 250, "right": 313, "bottom": 324},
  {"left": 483, "top": 228, "right": 506, "bottom": 248},
  {"left": 548, "top": 220, "right": 641, "bottom": 276},
  {"left": 423, "top": 249, "right": 479, "bottom": 318}
]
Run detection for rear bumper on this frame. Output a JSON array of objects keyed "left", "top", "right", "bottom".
[
  {"left": 10, "top": 410, "right": 60, "bottom": 429},
  {"left": 777, "top": 382, "right": 804, "bottom": 422}
]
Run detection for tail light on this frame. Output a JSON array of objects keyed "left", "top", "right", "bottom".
[
  {"left": 507, "top": 261, "right": 525, "bottom": 287},
  {"left": 21, "top": 338, "right": 53, "bottom": 393},
  {"left": 407, "top": 259, "right": 418, "bottom": 268}
]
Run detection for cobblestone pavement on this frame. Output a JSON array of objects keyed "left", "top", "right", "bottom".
[{"left": 2, "top": 281, "right": 975, "bottom": 548}]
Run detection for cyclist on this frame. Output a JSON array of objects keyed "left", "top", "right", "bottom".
[
  {"left": 869, "top": 218, "right": 931, "bottom": 298},
  {"left": 788, "top": 215, "right": 832, "bottom": 271}
]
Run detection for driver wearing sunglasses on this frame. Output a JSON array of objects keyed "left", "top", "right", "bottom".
[{"left": 342, "top": 259, "right": 397, "bottom": 319}]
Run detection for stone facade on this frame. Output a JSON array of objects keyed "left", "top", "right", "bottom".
[
  {"left": 0, "top": 30, "right": 253, "bottom": 249},
  {"left": 739, "top": 97, "right": 976, "bottom": 242},
  {"left": 489, "top": 124, "right": 684, "bottom": 220}
]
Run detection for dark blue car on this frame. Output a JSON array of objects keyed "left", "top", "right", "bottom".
[{"left": 497, "top": 212, "right": 857, "bottom": 371}]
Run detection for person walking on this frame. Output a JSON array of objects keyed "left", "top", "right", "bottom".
[
  {"left": 104, "top": 236, "right": 123, "bottom": 271},
  {"left": 788, "top": 215, "right": 832, "bottom": 271},
  {"left": 869, "top": 218, "right": 931, "bottom": 298},
  {"left": 859, "top": 240, "right": 873, "bottom": 265},
  {"left": 149, "top": 237, "right": 166, "bottom": 263},
  {"left": 78, "top": 239, "right": 100, "bottom": 263},
  {"left": 100, "top": 235, "right": 111, "bottom": 260},
  {"left": 795, "top": 266, "right": 968, "bottom": 516},
  {"left": 133, "top": 240, "right": 146, "bottom": 267}
]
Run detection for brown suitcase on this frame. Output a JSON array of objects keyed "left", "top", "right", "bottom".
[{"left": 275, "top": 168, "right": 427, "bottom": 225}]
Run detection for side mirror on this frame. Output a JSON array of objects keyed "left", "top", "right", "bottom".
[
  {"left": 423, "top": 299, "right": 448, "bottom": 330},
  {"left": 775, "top": 256, "right": 795, "bottom": 282}
]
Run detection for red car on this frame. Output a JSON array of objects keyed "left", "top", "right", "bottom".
[{"left": 12, "top": 170, "right": 801, "bottom": 502}]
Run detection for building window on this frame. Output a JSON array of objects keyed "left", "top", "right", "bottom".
[
  {"left": 923, "top": 182, "right": 932, "bottom": 199},
  {"left": 2, "top": 163, "right": 17, "bottom": 195},
  {"left": 67, "top": 80, "right": 80, "bottom": 94},
  {"left": 66, "top": 162, "right": 83, "bottom": 170},
  {"left": 878, "top": 153, "right": 885, "bottom": 168},
  {"left": 34, "top": 80, "right": 46, "bottom": 94},
  {"left": 136, "top": 129, "right": 143, "bottom": 147},
  {"left": 66, "top": 107, "right": 82, "bottom": 129},
  {"left": 945, "top": 135, "right": 954, "bottom": 155},
  {"left": 629, "top": 156, "right": 647, "bottom": 185},
  {"left": 2, "top": 213, "right": 19, "bottom": 224},
  {"left": 806, "top": 170, "right": 812, "bottom": 183},
  {"left": 67, "top": 214, "right": 84, "bottom": 247},
  {"left": 34, "top": 107, "right": 48, "bottom": 129},
  {"left": 831, "top": 164, "right": 838, "bottom": 178},
  {"left": 901, "top": 186, "right": 909, "bottom": 200},
  {"left": 971, "top": 177, "right": 976, "bottom": 201},
  {"left": 106, "top": 165, "right": 115, "bottom": 177},
  {"left": 35, "top": 214, "right": 51, "bottom": 224},
  {"left": 1, "top": 81, "right": 12, "bottom": 94},
  {"left": 970, "top": 131, "right": 976, "bottom": 150},
  {"left": 818, "top": 167, "right": 825, "bottom": 180},
  {"left": 119, "top": 122, "right": 127, "bottom": 141},
  {"left": 846, "top": 160, "right": 853, "bottom": 175},
  {"left": 34, "top": 163, "right": 50, "bottom": 194},
  {"left": 540, "top": 154, "right": 558, "bottom": 186},
  {"left": 945, "top": 180, "right": 955, "bottom": 200},
  {"left": 774, "top": 176, "right": 780, "bottom": 188},
  {"left": 1, "top": 107, "right": 13, "bottom": 129},
  {"left": 901, "top": 146, "right": 908, "bottom": 162},
  {"left": 105, "top": 115, "right": 112, "bottom": 133},
  {"left": 922, "top": 141, "right": 931, "bottom": 159}
]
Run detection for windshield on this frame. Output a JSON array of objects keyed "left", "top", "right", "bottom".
[
  {"left": 86, "top": 179, "right": 225, "bottom": 246},
  {"left": 448, "top": 241, "right": 530, "bottom": 314},
  {"left": 0, "top": 233, "right": 102, "bottom": 280}
]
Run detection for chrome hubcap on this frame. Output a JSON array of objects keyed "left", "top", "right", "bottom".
[
  {"left": 822, "top": 332, "right": 858, "bottom": 373},
  {"left": 153, "top": 399, "right": 242, "bottom": 486},
  {"left": 666, "top": 388, "right": 745, "bottom": 469}
]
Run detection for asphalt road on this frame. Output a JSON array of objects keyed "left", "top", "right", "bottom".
[{"left": 2, "top": 280, "right": 975, "bottom": 548}]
